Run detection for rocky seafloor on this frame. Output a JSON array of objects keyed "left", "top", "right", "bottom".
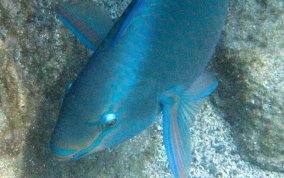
[{"left": 0, "top": 0, "right": 283, "bottom": 177}]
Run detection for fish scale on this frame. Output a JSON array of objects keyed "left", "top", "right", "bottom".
[{"left": 50, "top": 0, "right": 229, "bottom": 177}]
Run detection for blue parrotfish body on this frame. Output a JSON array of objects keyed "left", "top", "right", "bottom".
[{"left": 50, "top": 0, "right": 228, "bottom": 177}]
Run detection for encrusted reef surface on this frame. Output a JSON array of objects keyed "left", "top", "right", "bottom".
[
  {"left": 212, "top": 0, "right": 284, "bottom": 172},
  {"left": 0, "top": 0, "right": 283, "bottom": 177}
]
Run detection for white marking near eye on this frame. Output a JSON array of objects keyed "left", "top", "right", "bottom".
[{"left": 103, "top": 113, "right": 117, "bottom": 124}]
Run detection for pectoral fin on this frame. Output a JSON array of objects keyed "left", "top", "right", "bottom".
[
  {"left": 55, "top": 2, "right": 113, "bottom": 50},
  {"left": 160, "top": 71, "right": 218, "bottom": 178}
]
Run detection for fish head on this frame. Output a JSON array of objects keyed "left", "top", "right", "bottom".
[
  {"left": 50, "top": 79, "right": 157, "bottom": 160},
  {"left": 50, "top": 108, "right": 121, "bottom": 161}
]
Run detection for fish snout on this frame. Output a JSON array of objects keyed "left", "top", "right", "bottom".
[{"left": 50, "top": 142, "right": 78, "bottom": 161}]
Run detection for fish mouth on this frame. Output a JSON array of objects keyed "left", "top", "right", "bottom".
[
  {"left": 50, "top": 127, "right": 110, "bottom": 160},
  {"left": 50, "top": 143, "right": 79, "bottom": 160},
  {"left": 50, "top": 141, "right": 104, "bottom": 161}
]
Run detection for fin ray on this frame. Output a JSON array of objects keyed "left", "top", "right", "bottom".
[
  {"left": 55, "top": 2, "right": 113, "bottom": 50},
  {"left": 160, "top": 71, "right": 218, "bottom": 177}
]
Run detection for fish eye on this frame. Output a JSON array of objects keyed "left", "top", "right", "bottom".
[{"left": 102, "top": 112, "right": 118, "bottom": 126}]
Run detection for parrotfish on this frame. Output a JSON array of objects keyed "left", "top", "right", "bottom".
[{"left": 50, "top": 0, "right": 228, "bottom": 177}]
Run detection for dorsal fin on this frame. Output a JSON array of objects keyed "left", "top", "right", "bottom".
[{"left": 55, "top": 2, "right": 113, "bottom": 50}]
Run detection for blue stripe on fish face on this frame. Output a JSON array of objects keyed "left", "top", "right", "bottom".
[
  {"left": 50, "top": 127, "right": 109, "bottom": 160},
  {"left": 50, "top": 112, "right": 123, "bottom": 160},
  {"left": 50, "top": 142, "right": 78, "bottom": 160},
  {"left": 50, "top": 76, "right": 158, "bottom": 160},
  {"left": 69, "top": 126, "right": 116, "bottom": 160}
]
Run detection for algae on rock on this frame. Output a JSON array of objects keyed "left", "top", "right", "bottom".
[
  {"left": 212, "top": 0, "right": 284, "bottom": 172},
  {"left": 0, "top": 0, "right": 91, "bottom": 176},
  {"left": 0, "top": 0, "right": 284, "bottom": 177}
]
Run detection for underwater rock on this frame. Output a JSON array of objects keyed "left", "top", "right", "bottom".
[
  {"left": 0, "top": 0, "right": 126, "bottom": 176},
  {"left": 0, "top": 0, "right": 283, "bottom": 177},
  {"left": 212, "top": 0, "right": 284, "bottom": 172}
]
